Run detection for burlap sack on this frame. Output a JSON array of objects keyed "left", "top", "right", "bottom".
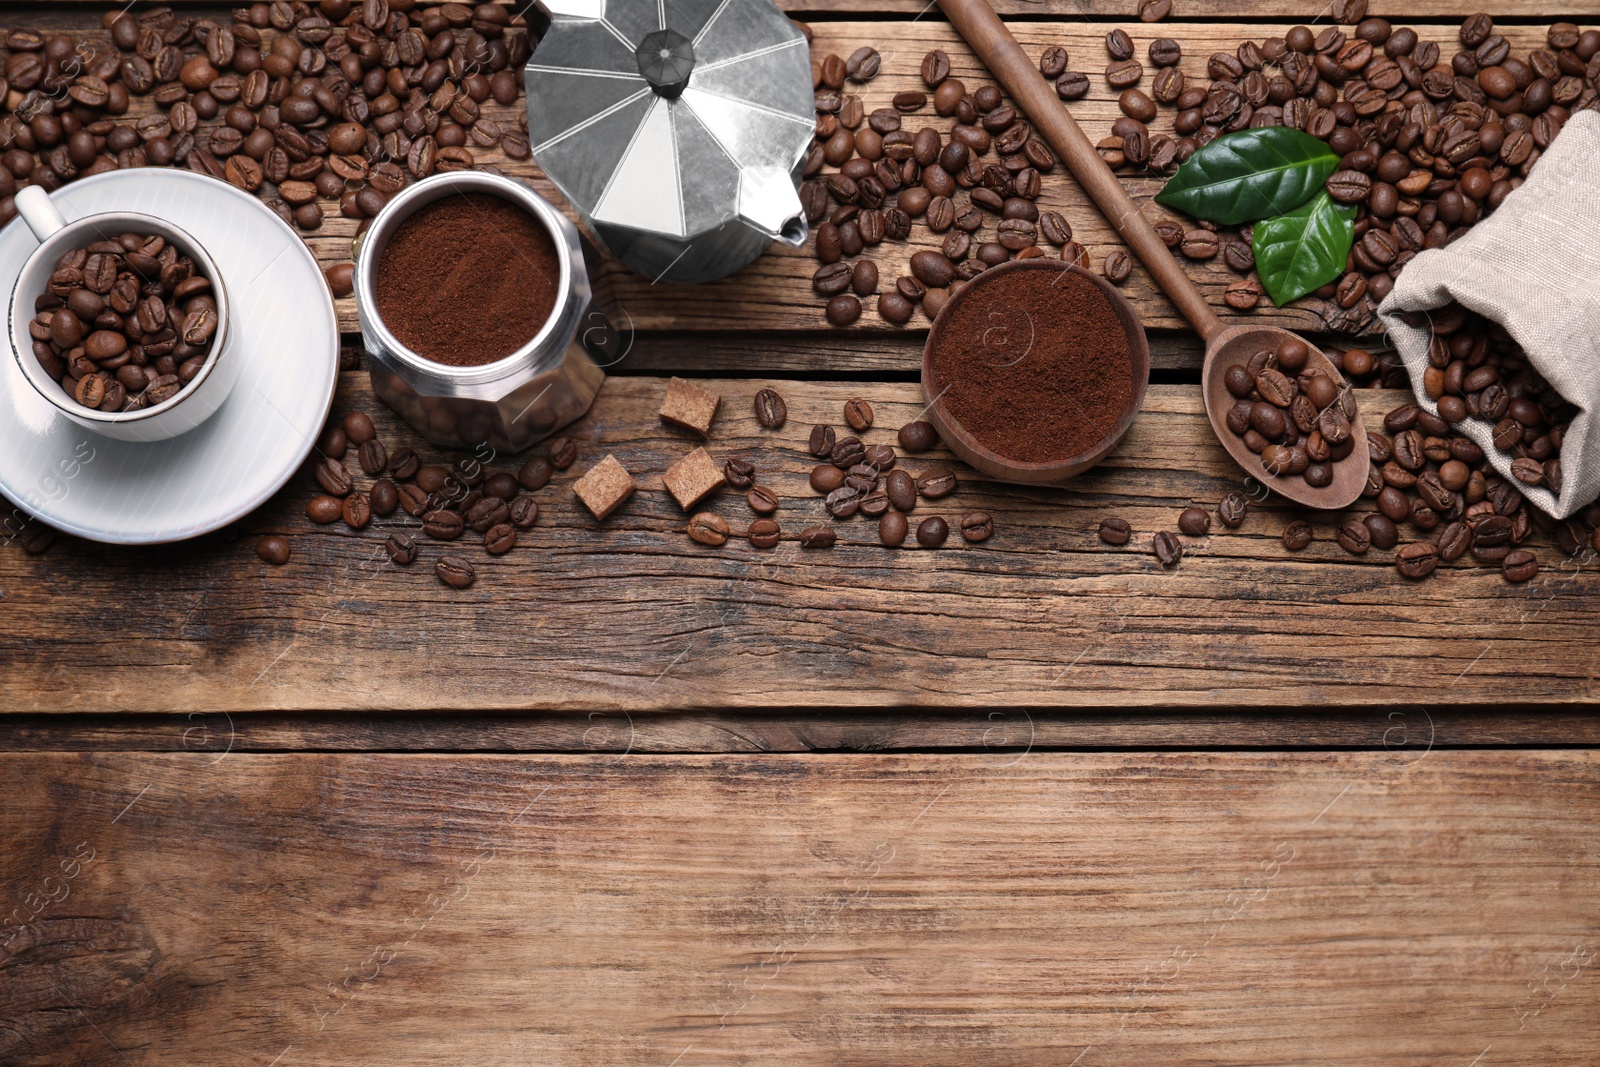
[{"left": 1377, "top": 109, "right": 1600, "bottom": 520}]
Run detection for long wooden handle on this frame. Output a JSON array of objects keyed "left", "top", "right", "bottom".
[{"left": 937, "top": 0, "right": 1227, "bottom": 342}]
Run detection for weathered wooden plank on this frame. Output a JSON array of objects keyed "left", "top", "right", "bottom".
[
  {"left": 793, "top": 0, "right": 1600, "bottom": 19},
  {"left": 3, "top": 706, "right": 1598, "bottom": 751},
  {"left": 1, "top": 751, "right": 1596, "bottom": 1066},
  {"left": 13, "top": 17, "right": 1577, "bottom": 336},
  {"left": 4, "top": 375, "right": 1598, "bottom": 713}
]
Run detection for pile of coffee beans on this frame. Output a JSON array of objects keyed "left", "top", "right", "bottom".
[
  {"left": 0, "top": 3, "right": 532, "bottom": 287},
  {"left": 1220, "top": 335, "right": 1360, "bottom": 489},
  {"left": 1404, "top": 301, "right": 1572, "bottom": 493},
  {"left": 1085, "top": 12, "right": 1600, "bottom": 333},
  {"left": 684, "top": 389, "right": 995, "bottom": 550},
  {"left": 28, "top": 230, "right": 217, "bottom": 411},
  {"left": 797, "top": 30, "right": 1083, "bottom": 326},
  {"left": 284, "top": 408, "right": 568, "bottom": 589}
]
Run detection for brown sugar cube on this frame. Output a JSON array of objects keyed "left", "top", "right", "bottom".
[
  {"left": 659, "top": 376, "right": 721, "bottom": 436},
  {"left": 662, "top": 446, "right": 726, "bottom": 511},
  {"left": 573, "top": 454, "right": 636, "bottom": 520}
]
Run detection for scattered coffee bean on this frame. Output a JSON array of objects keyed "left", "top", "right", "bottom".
[
  {"left": 809, "top": 424, "right": 837, "bottom": 457},
  {"left": 342, "top": 492, "right": 372, "bottom": 530},
  {"left": 688, "top": 512, "right": 731, "bottom": 546},
  {"left": 320, "top": 427, "right": 348, "bottom": 460},
  {"left": 1178, "top": 507, "right": 1210, "bottom": 536},
  {"left": 256, "top": 535, "right": 290, "bottom": 565},
  {"left": 917, "top": 516, "right": 950, "bottom": 547},
  {"left": 435, "top": 554, "right": 476, "bottom": 589},
  {"left": 1099, "top": 517, "right": 1132, "bottom": 544},
  {"left": 385, "top": 532, "right": 418, "bottom": 566},
  {"left": 879, "top": 511, "right": 909, "bottom": 546},
  {"left": 826, "top": 486, "right": 862, "bottom": 518},
  {"left": 844, "top": 398, "right": 874, "bottom": 431},
  {"left": 1336, "top": 517, "right": 1371, "bottom": 554},
  {"left": 423, "top": 509, "right": 465, "bottom": 541},
  {"left": 811, "top": 464, "right": 846, "bottom": 493},
  {"left": 898, "top": 421, "right": 940, "bottom": 451},
  {"left": 1218, "top": 492, "right": 1248, "bottom": 528},
  {"left": 1396, "top": 541, "right": 1438, "bottom": 579},
  {"left": 747, "top": 519, "right": 782, "bottom": 548},
  {"left": 344, "top": 411, "right": 376, "bottom": 445},
  {"left": 518, "top": 456, "right": 553, "bottom": 491},
  {"left": 483, "top": 524, "right": 517, "bottom": 556},
  {"left": 885, "top": 469, "right": 918, "bottom": 512},
  {"left": 357, "top": 439, "right": 388, "bottom": 476},
  {"left": 917, "top": 470, "right": 957, "bottom": 499},
  {"left": 1281, "top": 521, "right": 1313, "bottom": 551},
  {"left": 724, "top": 457, "right": 756, "bottom": 489},
  {"left": 1502, "top": 549, "right": 1538, "bottom": 582},
  {"left": 961, "top": 512, "right": 994, "bottom": 542},
  {"left": 754, "top": 388, "right": 788, "bottom": 428},
  {"left": 1152, "top": 530, "right": 1183, "bottom": 567},
  {"left": 548, "top": 437, "right": 578, "bottom": 470},
  {"left": 747, "top": 485, "right": 780, "bottom": 515},
  {"left": 800, "top": 526, "right": 837, "bottom": 548},
  {"left": 307, "top": 495, "right": 344, "bottom": 524}
]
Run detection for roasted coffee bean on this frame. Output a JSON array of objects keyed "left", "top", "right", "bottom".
[
  {"left": 1098, "top": 517, "right": 1133, "bottom": 545},
  {"left": 917, "top": 469, "right": 957, "bottom": 499},
  {"left": 361, "top": 478, "right": 397, "bottom": 519},
  {"left": 1217, "top": 492, "right": 1248, "bottom": 528},
  {"left": 921, "top": 50, "right": 951, "bottom": 87},
  {"left": 898, "top": 421, "right": 939, "bottom": 451},
  {"left": 513, "top": 455, "right": 553, "bottom": 492},
  {"left": 865, "top": 444, "right": 896, "bottom": 471},
  {"left": 811, "top": 464, "right": 846, "bottom": 493},
  {"left": 435, "top": 554, "right": 476, "bottom": 589},
  {"left": 885, "top": 469, "right": 918, "bottom": 512},
  {"left": 1336, "top": 517, "right": 1371, "bottom": 554},
  {"left": 916, "top": 516, "right": 949, "bottom": 548},
  {"left": 342, "top": 491, "right": 372, "bottom": 530},
  {"left": 1502, "top": 549, "right": 1538, "bottom": 583},
  {"left": 808, "top": 425, "right": 837, "bottom": 458},
  {"left": 422, "top": 509, "right": 465, "bottom": 541},
  {"left": 799, "top": 525, "right": 837, "bottom": 549},
  {"left": 1178, "top": 507, "right": 1211, "bottom": 536},
  {"left": 879, "top": 510, "right": 909, "bottom": 547},
  {"left": 482, "top": 523, "right": 517, "bottom": 556},
  {"left": 1152, "top": 530, "right": 1182, "bottom": 566},
  {"left": 845, "top": 465, "right": 880, "bottom": 494},
  {"left": 508, "top": 497, "right": 539, "bottom": 530},
  {"left": 1364, "top": 513, "right": 1399, "bottom": 550},
  {"left": 825, "top": 486, "right": 861, "bottom": 518},
  {"left": 256, "top": 534, "right": 291, "bottom": 565},
  {"left": 1106, "top": 28, "right": 1135, "bottom": 61},
  {"left": 1103, "top": 249, "right": 1133, "bottom": 283},
  {"left": 483, "top": 473, "right": 520, "bottom": 502},
  {"left": 385, "top": 532, "right": 418, "bottom": 566},
  {"left": 687, "top": 511, "right": 730, "bottom": 546},
  {"left": 1395, "top": 541, "right": 1438, "bottom": 578},
  {"left": 306, "top": 494, "right": 344, "bottom": 524},
  {"left": 747, "top": 519, "right": 782, "bottom": 548},
  {"left": 397, "top": 484, "right": 431, "bottom": 517},
  {"left": 355, "top": 438, "right": 387, "bottom": 476},
  {"left": 753, "top": 388, "right": 787, "bottom": 429},
  {"left": 1281, "top": 520, "right": 1313, "bottom": 551},
  {"left": 467, "top": 496, "right": 510, "bottom": 533},
  {"left": 831, "top": 435, "right": 867, "bottom": 469},
  {"left": 844, "top": 398, "right": 874, "bottom": 431},
  {"left": 314, "top": 457, "right": 353, "bottom": 496},
  {"left": 859, "top": 491, "right": 891, "bottom": 518},
  {"left": 746, "top": 485, "right": 780, "bottom": 515},
  {"left": 723, "top": 457, "right": 756, "bottom": 490},
  {"left": 548, "top": 436, "right": 578, "bottom": 469},
  {"left": 961, "top": 511, "right": 994, "bottom": 542}
]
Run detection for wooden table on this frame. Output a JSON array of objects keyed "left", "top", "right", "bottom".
[{"left": 4, "top": 2, "right": 1599, "bottom": 1064}]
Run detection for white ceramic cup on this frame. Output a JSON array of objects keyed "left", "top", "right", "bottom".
[{"left": 8, "top": 185, "right": 240, "bottom": 443}]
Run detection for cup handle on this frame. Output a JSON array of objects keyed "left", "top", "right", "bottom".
[{"left": 14, "top": 186, "right": 67, "bottom": 243}]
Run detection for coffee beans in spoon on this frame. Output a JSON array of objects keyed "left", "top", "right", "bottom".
[
  {"left": 1220, "top": 335, "right": 1357, "bottom": 490},
  {"left": 30, "top": 232, "right": 217, "bottom": 413}
]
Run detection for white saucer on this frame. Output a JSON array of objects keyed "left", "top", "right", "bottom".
[{"left": 0, "top": 170, "right": 339, "bottom": 544}]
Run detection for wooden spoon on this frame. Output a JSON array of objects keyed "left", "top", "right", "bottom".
[{"left": 937, "top": 0, "right": 1369, "bottom": 510}]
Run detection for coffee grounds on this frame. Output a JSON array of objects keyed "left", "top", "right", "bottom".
[
  {"left": 931, "top": 266, "right": 1133, "bottom": 463},
  {"left": 375, "top": 192, "right": 559, "bottom": 367}
]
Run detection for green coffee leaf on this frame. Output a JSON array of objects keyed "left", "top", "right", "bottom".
[
  {"left": 1155, "top": 128, "right": 1340, "bottom": 226},
  {"left": 1251, "top": 191, "right": 1356, "bottom": 307}
]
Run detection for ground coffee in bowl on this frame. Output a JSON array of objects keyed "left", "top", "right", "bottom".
[
  {"left": 923, "top": 260, "right": 1149, "bottom": 482},
  {"left": 374, "top": 192, "right": 560, "bottom": 367}
]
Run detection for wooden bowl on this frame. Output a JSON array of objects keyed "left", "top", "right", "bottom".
[
  {"left": 921, "top": 260, "right": 1151, "bottom": 485},
  {"left": 1200, "top": 324, "right": 1371, "bottom": 510}
]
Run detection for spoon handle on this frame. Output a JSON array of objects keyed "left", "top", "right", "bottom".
[{"left": 938, "top": 0, "right": 1228, "bottom": 343}]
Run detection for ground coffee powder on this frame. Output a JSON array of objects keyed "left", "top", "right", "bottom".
[
  {"left": 375, "top": 192, "right": 559, "bottom": 367},
  {"left": 931, "top": 265, "right": 1133, "bottom": 463}
]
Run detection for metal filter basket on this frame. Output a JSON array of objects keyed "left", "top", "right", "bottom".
[
  {"left": 524, "top": 0, "right": 815, "bottom": 284},
  {"left": 353, "top": 171, "right": 616, "bottom": 454}
]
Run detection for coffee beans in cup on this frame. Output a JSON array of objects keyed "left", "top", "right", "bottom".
[{"left": 29, "top": 232, "right": 217, "bottom": 413}]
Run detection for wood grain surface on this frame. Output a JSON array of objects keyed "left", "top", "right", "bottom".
[
  {"left": 2, "top": 751, "right": 1597, "bottom": 1066},
  {"left": 17, "top": 13, "right": 1579, "bottom": 335},
  {"left": 5, "top": 375, "right": 1597, "bottom": 713}
]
